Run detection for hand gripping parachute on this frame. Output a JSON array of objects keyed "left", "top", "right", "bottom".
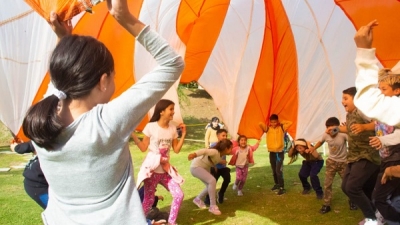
[{"left": 1, "top": 0, "right": 400, "bottom": 142}]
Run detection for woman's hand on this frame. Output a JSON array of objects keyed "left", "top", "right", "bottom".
[
  {"left": 49, "top": 12, "right": 72, "bottom": 40},
  {"left": 188, "top": 153, "right": 196, "bottom": 161}
]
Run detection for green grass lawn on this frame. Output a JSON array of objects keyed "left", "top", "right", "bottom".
[{"left": 0, "top": 136, "right": 362, "bottom": 225}]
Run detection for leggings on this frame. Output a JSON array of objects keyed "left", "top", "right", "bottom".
[
  {"left": 235, "top": 166, "right": 249, "bottom": 191},
  {"left": 142, "top": 173, "right": 183, "bottom": 225},
  {"left": 190, "top": 167, "right": 217, "bottom": 206}
]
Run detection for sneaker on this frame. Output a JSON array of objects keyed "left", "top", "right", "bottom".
[
  {"left": 271, "top": 184, "right": 280, "bottom": 192},
  {"left": 277, "top": 188, "right": 285, "bottom": 195},
  {"left": 375, "top": 210, "right": 385, "bottom": 225},
  {"left": 232, "top": 183, "right": 237, "bottom": 190},
  {"left": 217, "top": 191, "right": 224, "bottom": 204},
  {"left": 319, "top": 205, "right": 331, "bottom": 214},
  {"left": 209, "top": 205, "right": 222, "bottom": 215},
  {"left": 349, "top": 200, "right": 358, "bottom": 210},
  {"left": 302, "top": 189, "right": 311, "bottom": 195},
  {"left": 363, "top": 218, "right": 378, "bottom": 225},
  {"left": 238, "top": 190, "right": 243, "bottom": 196},
  {"left": 193, "top": 197, "right": 206, "bottom": 209}
]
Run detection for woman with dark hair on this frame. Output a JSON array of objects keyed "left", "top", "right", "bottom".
[
  {"left": 22, "top": 0, "right": 184, "bottom": 224},
  {"left": 288, "top": 139, "right": 324, "bottom": 199},
  {"left": 205, "top": 117, "right": 221, "bottom": 148},
  {"left": 188, "top": 139, "right": 233, "bottom": 216},
  {"left": 133, "top": 99, "right": 186, "bottom": 225}
]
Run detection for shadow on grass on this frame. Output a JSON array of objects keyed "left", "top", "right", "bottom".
[{"left": 185, "top": 89, "right": 212, "bottom": 99}]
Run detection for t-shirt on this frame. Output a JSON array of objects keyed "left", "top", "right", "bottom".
[
  {"left": 321, "top": 133, "right": 348, "bottom": 162},
  {"left": 143, "top": 122, "right": 178, "bottom": 173},
  {"left": 235, "top": 147, "right": 249, "bottom": 167}
]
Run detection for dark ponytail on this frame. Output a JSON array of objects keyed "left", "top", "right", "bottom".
[
  {"left": 22, "top": 35, "right": 114, "bottom": 150},
  {"left": 22, "top": 96, "right": 62, "bottom": 149}
]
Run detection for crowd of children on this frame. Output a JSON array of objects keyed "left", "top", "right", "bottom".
[{"left": 12, "top": 6, "right": 400, "bottom": 225}]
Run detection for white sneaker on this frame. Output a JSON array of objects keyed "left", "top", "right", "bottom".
[
  {"left": 363, "top": 218, "right": 378, "bottom": 225},
  {"left": 238, "top": 190, "right": 243, "bottom": 196},
  {"left": 232, "top": 184, "right": 237, "bottom": 190},
  {"left": 209, "top": 205, "right": 222, "bottom": 215},
  {"left": 375, "top": 210, "right": 385, "bottom": 225},
  {"left": 193, "top": 197, "right": 206, "bottom": 209}
]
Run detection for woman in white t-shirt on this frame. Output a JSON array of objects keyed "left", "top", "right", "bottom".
[{"left": 133, "top": 99, "right": 186, "bottom": 225}]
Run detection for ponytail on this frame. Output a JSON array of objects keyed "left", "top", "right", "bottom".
[{"left": 22, "top": 95, "right": 63, "bottom": 150}]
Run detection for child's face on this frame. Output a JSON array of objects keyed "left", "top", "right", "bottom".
[
  {"left": 217, "top": 132, "right": 227, "bottom": 141},
  {"left": 269, "top": 119, "right": 278, "bottom": 128},
  {"left": 161, "top": 104, "right": 175, "bottom": 120},
  {"left": 295, "top": 145, "right": 306, "bottom": 153},
  {"left": 379, "top": 82, "right": 400, "bottom": 97},
  {"left": 212, "top": 120, "right": 219, "bottom": 128},
  {"left": 341, "top": 93, "right": 355, "bottom": 113},
  {"left": 239, "top": 137, "right": 247, "bottom": 148}
]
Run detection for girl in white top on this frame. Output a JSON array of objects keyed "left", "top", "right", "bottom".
[
  {"left": 133, "top": 99, "right": 186, "bottom": 225},
  {"left": 188, "top": 139, "right": 233, "bottom": 215}
]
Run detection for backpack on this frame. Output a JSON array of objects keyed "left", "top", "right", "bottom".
[{"left": 266, "top": 124, "right": 292, "bottom": 153}]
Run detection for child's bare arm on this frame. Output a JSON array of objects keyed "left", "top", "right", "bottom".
[
  {"left": 132, "top": 133, "right": 150, "bottom": 152},
  {"left": 350, "top": 121, "right": 375, "bottom": 134}
]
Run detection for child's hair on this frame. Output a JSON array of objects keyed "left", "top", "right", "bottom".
[
  {"left": 22, "top": 35, "right": 114, "bottom": 150},
  {"left": 216, "top": 128, "right": 227, "bottom": 135},
  {"left": 269, "top": 114, "right": 278, "bottom": 120},
  {"left": 378, "top": 68, "right": 400, "bottom": 90},
  {"left": 237, "top": 134, "right": 247, "bottom": 143},
  {"left": 342, "top": 87, "right": 357, "bottom": 97},
  {"left": 211, "top": 117, "right": 220, "bottom": 123},
  {"left": 325, "top": 117, "right": 340, "bottom": 127},
  {"left": 288, "top": 138, "right": 308, "bottom": 165},
  {"left": 149, "top": 99, "right": 175, "bottom": 122},
  {"left": 213, "top": 139, "right": 233, "bottom": 152}
]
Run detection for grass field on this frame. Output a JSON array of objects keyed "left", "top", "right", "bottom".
[{"left": 0, "top": 118, "right": 363, "bottom": 225}]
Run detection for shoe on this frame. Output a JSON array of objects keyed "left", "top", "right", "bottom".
[
  {"left": 238, "top": 190, "right": 243, "bottom": 196},
  {"left": 209, "top": 205, "right": 222, "bottom": 215},
  {"left": 319, "top": 205, "right": 331, "bottom": 214},
  {"left": 375, "top": 210, "right": 385, "bottom": 225},
  {"left": 217, "top": 191, "right": 224, "bottom": 204},
  {"left": 271, "top": 184, "right": 280, "bottom": 192},
  {"left": 193, "top": 197, "right": 206, "bottom": 209},
  {"left": 277, "top": 188, "right": 285, "bottom": 195},
  {"left": 232, "top": 183, "right": 237, "bottom": 190},
  {"left": 363, "top": 218, "right": 378, "bottom": 225},
  {"left": 349, "top": 200, "right": 358, "bottom": 210},
  {"left": 204, "top": 195, "right": 210, "bottom": 206},
  {"left": 316, "top": 193, "right": 323, "bottom": 200},
  {"left": 302, "top": 189, "right": 311, "bottom": 195}
]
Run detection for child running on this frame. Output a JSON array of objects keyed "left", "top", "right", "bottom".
[
  {"left": 134, "top": 99, "right": 186, "bottom": 225},
  {"left": 229, "top": 135, "right": 260, "bottom": 196},
  {"left": 312, "top": 117, "right": 357, "bottom": 214},
  {"left": 288, "top": 139, "right": 324, "bottom": 199},
  {"left": 188, "top": 139, "right": 233, "bottom": 215}
]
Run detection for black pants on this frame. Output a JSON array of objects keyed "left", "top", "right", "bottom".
[
  {"left": 269, "top": 152, "right": 284, "bottom": 188},
  {"left": 298, "top": 160, "right": 324, "bottom": 195},
  {"left": 205, "top": 167, "right": 231, "bottom": 202},
  {"left": 24, "top": 180, "right": 48, "bottom": 209},
  {"left": 373, "top": 161, "right": 400, "bottom": 222},
  {"left": 342, "top": 159, "right": 380, "bottom": 219}
]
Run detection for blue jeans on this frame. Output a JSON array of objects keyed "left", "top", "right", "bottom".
[{"left": 298, "top": 160, "right": 324, "bottom": 195}]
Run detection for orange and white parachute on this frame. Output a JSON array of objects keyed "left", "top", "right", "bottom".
[{"left": 1, "top": 0, "right": 400, "bottom": 142}]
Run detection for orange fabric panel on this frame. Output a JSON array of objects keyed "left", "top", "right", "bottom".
[
  {"left": 24, "top": 0, "right": 98, "bottom": 22},
  {"left": 176, "top": 0, "right": 230, "bottom": 83},
  {"left": 238, "top": 0, "right": 298, "bottom": 139},
  {"left": 335, "top": 0, "right": 400, "bottom": 68}
]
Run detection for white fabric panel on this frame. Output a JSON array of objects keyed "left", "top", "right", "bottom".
[
  {"left": 0, "top": 0, "right": 57, "bottom": 135},
  {"left": 282, "top": 0, "right": 358, "bottom": 142},
  {"left": 136, "top": 0, "right": 184, "bottom": 123},
  {"left": 198, "top": 0, "right": 265, "bottom": 139}
]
